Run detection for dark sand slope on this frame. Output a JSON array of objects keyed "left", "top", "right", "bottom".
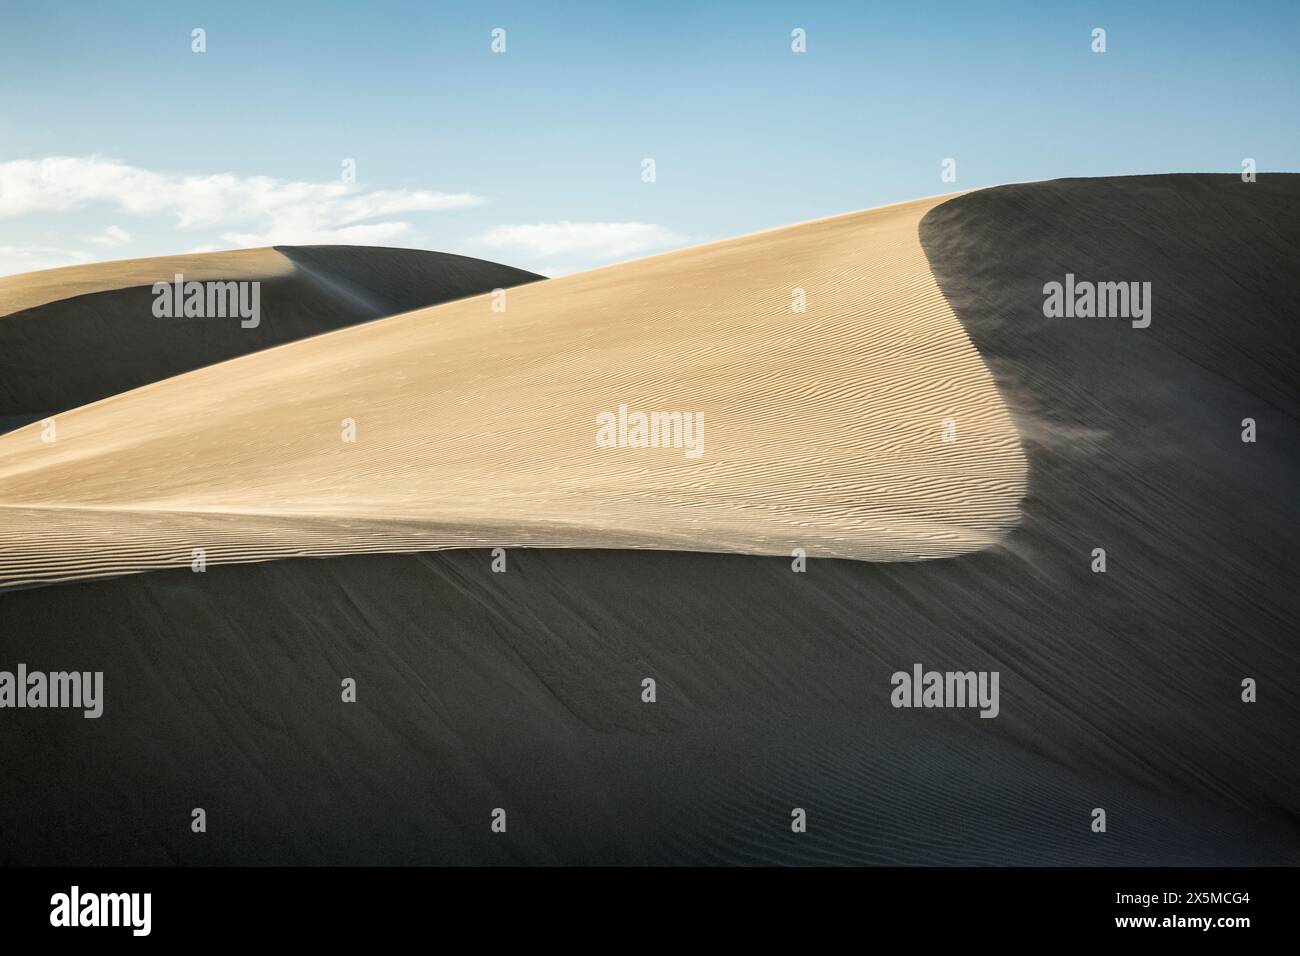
[
  {"left": 0, "top": 245, "right": 541, "bottom": 423},
  {"left": 1, "top": 175, "right": 1297, "bottom": 865}
]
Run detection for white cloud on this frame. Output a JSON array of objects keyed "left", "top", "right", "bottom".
[
  {"left": 89, "top": 224, "right": 131, "bottom": 248},
  {"left": 0, "top": 244, "right": 92, "bottom": 276},
  {"left": 473, "top": 221, "right": 688, "bottom": 262},
  {"left": 221, "top": 220, "right": 415, "bottom": 248},
  {"left": 0, "top": 156, "right": 485, "bottom": 247}
]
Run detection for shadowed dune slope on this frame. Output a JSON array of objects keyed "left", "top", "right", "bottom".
[
  {"left": 0, "top": 245, "right": 542, "bottom": 424},
  {"left": 0, "top": 195, "right": 1027, "bottom": 585},
  {"left": 0, "top": 175, "right": 1296, "bottom": 865}
]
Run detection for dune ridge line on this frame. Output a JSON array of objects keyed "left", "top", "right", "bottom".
[{"left": 0, "top": 194, "right": 1027, "bottom": 587}]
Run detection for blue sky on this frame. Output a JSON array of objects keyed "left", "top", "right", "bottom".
[{"left": 1, "top": 0, "right": 1296, "bottom": 276}]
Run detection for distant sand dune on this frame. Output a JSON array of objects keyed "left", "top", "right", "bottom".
[
  {"left": 0, "top": 245, "right": 542, "bottom": 423},
  {"left": 0, "top": 196, "right": 1027, "bottom": 587}
]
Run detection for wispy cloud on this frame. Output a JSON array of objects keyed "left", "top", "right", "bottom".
[
  {"left": 473, "top": 221, "right": 689, "bottom": 268},
  {"left": 88, "top": 224, "right": 131, "bottom": 248},
  {"left": 0, "top": 158, "right": 688, "bottom": 279},
  {"left": 222, "top": 221, "right": 417, "bottom": 248},
  {"left": 0, "top": 244, "right": 92, "bottom": 276},
  {"left": 0, "top": 156, "right": 485, "bottom": 247}
]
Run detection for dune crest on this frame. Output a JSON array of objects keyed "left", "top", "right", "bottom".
[
  {"left": 0, "top": 195, "right": 1026, "bottom": 587},
  {"left": 0, "top": 245, "right": 542, "bottom": 424}
]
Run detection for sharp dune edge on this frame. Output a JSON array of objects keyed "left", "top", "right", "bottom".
[
  {"left": 1, "top": 247, "right": 295, "bottom": 316},
  {"left": 0, "top": 195, "right": 1027, "bottom": 586},
  {"left": 0, "top": 175, "right": 1296, "bottom": 866}
]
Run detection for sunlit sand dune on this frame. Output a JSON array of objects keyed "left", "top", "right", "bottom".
[{"left": 0, "top": 195, "right": 1026, "bottom": 587}]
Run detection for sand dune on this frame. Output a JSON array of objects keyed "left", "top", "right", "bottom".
[
  {"left": 0, "top": 195, "right": 1027, "bottom": 587},
  {"left": 3, "top": 547, "right": 1295, "bottom": 866},
  {"left": 0, "top": 245, "right": 541, "bottom": 426},
  {"left": 0, "top": 175, "right": 1294, "bottom": 866}
]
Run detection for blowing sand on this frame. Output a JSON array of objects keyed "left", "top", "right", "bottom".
[{"left": 0, "top": 195, "right": 1027, "bottom": 587}]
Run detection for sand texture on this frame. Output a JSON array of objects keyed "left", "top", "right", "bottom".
[{"left": 0, "top": 195, "right": 1026, "bottom": 587}]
